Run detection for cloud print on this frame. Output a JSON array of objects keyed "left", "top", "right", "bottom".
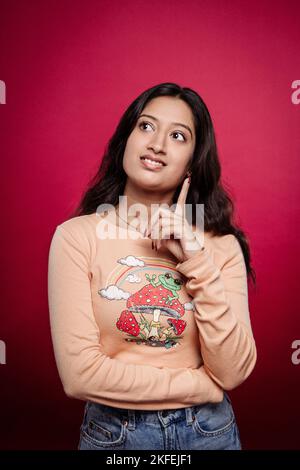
[
  {"left": 125, "top": 274, "right": 141, "bottom": 283},
  {"left": 184, "top": 301, "right": 195, "bottom": 311},
  {"left": 118, "top": 256, "right": 145, "bottom": 267},
  {"left": 98, "top": 285, "right": 130, "bottom": 300}
]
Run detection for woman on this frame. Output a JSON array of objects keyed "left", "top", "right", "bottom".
[{"left": 48, "top": 82, "right": 257, "bottom": 450}]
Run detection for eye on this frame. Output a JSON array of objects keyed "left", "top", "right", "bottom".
[
  {"left": 174, "top": 279, "right": 183, "bottom": 285},
  {"left": 138, "top": 121, "right": 186, "bottom": 142},
  {"left": 172, "top": 131, "right": 186, "bottom": 142},
  {"left": 165, "top": 273, "right": 171, "bottom": 278},
  {"left": 138, "top": 121, "right": 153, "bottom": 131}
]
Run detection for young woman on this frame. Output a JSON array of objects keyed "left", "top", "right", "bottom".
[{"left": 48, "top": 82, "right": 257, "bottom": 450}]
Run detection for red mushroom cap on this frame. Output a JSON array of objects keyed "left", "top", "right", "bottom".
[
  {"left": 116, "top": 310, "right": 140, "bottom": 336},
  {"left": 127, "top": 284, "right": 184, "bottom": 318},
  {"left": 167, "top": 318, "right": 187, "bottom": 335}
]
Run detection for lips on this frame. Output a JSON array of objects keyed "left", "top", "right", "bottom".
[{"left": 140, "top": 154, "right": 166, "bottom": 166}]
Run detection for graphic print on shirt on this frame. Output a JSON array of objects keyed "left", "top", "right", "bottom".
[{"left": 98, "top": 255, "right": 195, "bottom": 350}]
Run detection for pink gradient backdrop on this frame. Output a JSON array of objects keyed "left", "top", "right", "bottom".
[{"left": 0, "top": 0, "right": 299, "bottom": 450}]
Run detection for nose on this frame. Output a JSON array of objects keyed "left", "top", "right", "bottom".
[
  {"left": 147, "top": 131, "right": 167, "bottom": 154},
  {"left": 148, "top": 141, "right": 167, "bottom": 156},
  {"left": 149, "top": 144, "right": 164, "bottom": 154}
]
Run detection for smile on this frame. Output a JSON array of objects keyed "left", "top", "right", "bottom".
[{"left": 140, "top": 156, "right": 165, "bottom": 170}]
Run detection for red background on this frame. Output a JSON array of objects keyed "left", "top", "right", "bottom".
[{"left": 0, "top": 0, "right": 299, "bottom": 450}]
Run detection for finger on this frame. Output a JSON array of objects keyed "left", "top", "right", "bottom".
[
  {"left": 150, "top": 214, "right": 181, "bottom": 241},
  {"left": 147, "top": 209, "right": 185, "bottom": 241},
  {"left": 148, "top": 216, "right": 161, "bottom": 251},
  {"left": 174, "top": 176, "right": 190, "bottom": 217},
  {"left": 146, "top": 208, "right": 161, "bottom": 238},
  {"left": 155, "top": 215, "right": 169, "bottom": 250},
  {"left": 146, "top": 207, "right": 175, "bottom": 237},
  {"left": 160, "top": 216, "right": 186, "bottom": 239},
  {"left": 163, "top": 238, "right": 185, "bottom": 262},
  {"left": 157, "top": 237, "right": 168, "bottom": 251}
]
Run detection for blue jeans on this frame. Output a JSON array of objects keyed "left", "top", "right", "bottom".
[{"left": 78, "top": 392, "right": 242, "bottom": 450}]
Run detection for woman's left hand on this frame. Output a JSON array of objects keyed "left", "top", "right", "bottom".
[{"left": 144, "top": 176, "right": 204, "bottom": 263}]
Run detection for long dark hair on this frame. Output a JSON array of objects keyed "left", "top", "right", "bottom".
[{"left": 69, "top": 82, "right": 256, "bottom": 288}]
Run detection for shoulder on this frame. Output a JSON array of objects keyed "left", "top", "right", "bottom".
[
  {"left": 49, "top": 214, "right": 101, "bottom": 267},
  {"left": 50, "top": 214, "right": 99, "bottom": 259},
  {"left": 55, "top": 213, "right": 98, "bottom": 239},
  {"left": 58, "top": 213, "right": 97, "bottom": 231}
]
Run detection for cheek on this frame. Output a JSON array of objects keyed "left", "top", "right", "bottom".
[
  {"left": 122, "top": 138, "right": 136, "bottom": 171},
  {"left": 122, "top": 152, "right": 132, "bottom": 175},
  {"left": 126, "top": 129, "right": 144, "bottom": 149},
  {"left": 169, "top": 154, "right": 190, "bottom": 174}
]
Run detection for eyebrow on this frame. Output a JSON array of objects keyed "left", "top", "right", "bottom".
[{"left": 138, "top": 113, "right": 193, "bottom": 139}]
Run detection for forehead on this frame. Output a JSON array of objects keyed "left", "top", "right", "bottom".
[{"left": 142, "top": 96, "right": 194, "bottom": 129}]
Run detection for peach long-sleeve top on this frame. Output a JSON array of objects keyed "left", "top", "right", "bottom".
[{"left": 47, "top": 211, "right": 257, "bottom": 410}]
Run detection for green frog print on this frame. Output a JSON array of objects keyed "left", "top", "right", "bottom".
[{"left": 98, "top": 255, "right": 195, "bottom": 349}]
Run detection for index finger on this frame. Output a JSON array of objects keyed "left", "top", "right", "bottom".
[{"left": 174, "top": 176, "right": 190, "bottom": 216}]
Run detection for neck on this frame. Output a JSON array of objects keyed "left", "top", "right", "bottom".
[
  {"left": 115, "top": 179, "right": 175, "bottom": 229},
  {"left": 120, "top": 181, "right": 174, "bottom": 213}
]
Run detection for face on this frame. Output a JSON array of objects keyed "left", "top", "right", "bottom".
[{"left": 123, "top": 96, "right": 196, "bottom": 191}]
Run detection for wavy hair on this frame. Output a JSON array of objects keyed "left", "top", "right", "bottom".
[{"left": 69, "top": 82, "right": 256, "bottom": 288}]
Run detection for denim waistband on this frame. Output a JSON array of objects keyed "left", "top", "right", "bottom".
[
  {"left": 85, "top": 401, "right": 213, "bottom": 430},
  {"left": 125, "top": 406, "right": 195, "bottom": 430},
  {"left": 84, "top": 393, "right": 231, "bottom": 431}
]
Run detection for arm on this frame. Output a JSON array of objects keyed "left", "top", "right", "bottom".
[
  {"left": 47, "top": 225, "right": 224, "bottom": 408},
  {"left": 176, "top": 235, "right": 257, "bottom": 391}
]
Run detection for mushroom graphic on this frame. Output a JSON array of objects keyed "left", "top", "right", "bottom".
[
  {"left": 164, "top": 318, "right": 187, "bottom": 336},
  {"left": 126, "top": 273, "right": 185, "bottom": 339},
  {"left": 116, "top": 310, "right": 140, "bottom": 336}
]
